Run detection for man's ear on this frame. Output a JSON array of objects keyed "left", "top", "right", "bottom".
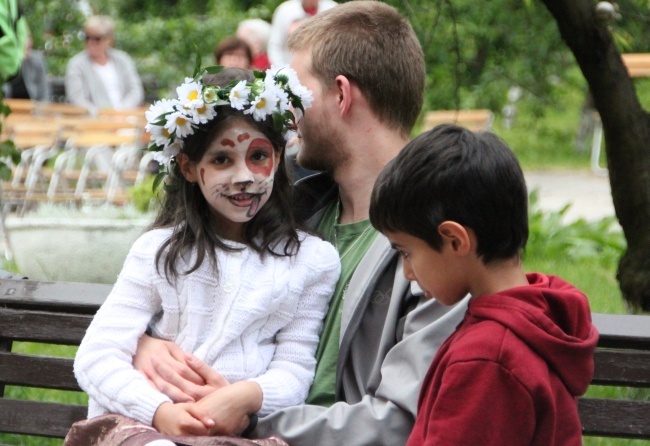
[
  {"left": 176, "top": 153, "right": 197, "bottom": 183},
  {"left": 438, "top": 221, "right": 472, "bottom": 255},
  {"left": 334, "top": 75, "right": 352, "bottom": 117}
]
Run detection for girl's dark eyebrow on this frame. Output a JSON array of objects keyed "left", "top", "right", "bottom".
[{"left": 206, "top": 146, "right": 234, "bottom": 157}]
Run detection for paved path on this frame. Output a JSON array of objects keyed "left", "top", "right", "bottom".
[{"left": 524, "top": 170, "right": 614, "bottom": 222}]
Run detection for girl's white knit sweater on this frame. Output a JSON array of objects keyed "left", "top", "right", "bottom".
[{"left": 74, "top": 228, "right": 340, "bottom": 426}]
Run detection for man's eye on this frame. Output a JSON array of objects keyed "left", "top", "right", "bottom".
[{"left": 399, "top": 250, "right": 410, "bottom": 259}]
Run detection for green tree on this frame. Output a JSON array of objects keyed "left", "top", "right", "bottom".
[{"left": 539, "top": 0, "right": 650, "bottom": 311}]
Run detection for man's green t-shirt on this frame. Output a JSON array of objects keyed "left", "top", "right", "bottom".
[{"left": 306, "top": 200, "right": 378, "bottom": 406}]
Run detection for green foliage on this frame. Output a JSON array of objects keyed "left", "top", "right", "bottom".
[
  {"left": 22, "top": 0, "right": 650, "bottom": 121},
  {"left": 19, "top": 0, "right": 86, "bottom": 76},
  {"left": 128, "top": 175, "right": 162, "bottom": 213},
  {"left": 525, "top": 190, "right": 626, "bottom": 266}
]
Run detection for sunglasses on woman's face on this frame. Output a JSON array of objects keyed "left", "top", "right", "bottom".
[{"left": 84, "top": 35, "right": 105, "bottom": 43}]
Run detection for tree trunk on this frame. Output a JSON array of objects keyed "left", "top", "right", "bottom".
[{"left": 540, "top": 0, "right": 650, "bottom": 311}]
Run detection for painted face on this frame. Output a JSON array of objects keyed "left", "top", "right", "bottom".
[
  {"left": 189, "top": 119, "right": 278, "bottom": 240},
  {"left": 290, "top": 50, "right": 345, "bottom": 171},
  {"left": 384, "top": 230, "right": 469, "bottom": 306}
]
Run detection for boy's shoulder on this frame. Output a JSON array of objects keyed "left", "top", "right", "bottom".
[{"left": 445, "top": 318, "right": 548, "bottom": 375}]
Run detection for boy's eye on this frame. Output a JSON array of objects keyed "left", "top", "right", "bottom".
[
  {"left": 213, "top": 156, "right": 229, "bottom": 165},
  {"left": 399, "top": 250, "right": 410, "bottom": 259}
]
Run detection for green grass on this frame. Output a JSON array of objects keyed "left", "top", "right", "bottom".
[{"left": 0, "top": 344, "right": 86, "bottom": 446}]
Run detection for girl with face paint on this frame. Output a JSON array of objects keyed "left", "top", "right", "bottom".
[{"left": 69, "top": 68, "right": 340, "bottom": 443}]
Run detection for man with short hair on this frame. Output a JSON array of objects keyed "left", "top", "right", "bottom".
[{"left": 134, "top": 2, "right": 468, "bottom": 444}]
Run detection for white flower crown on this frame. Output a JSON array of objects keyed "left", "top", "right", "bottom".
[{"left": 144, "top": 63, "right": 313, "bottom": 168}]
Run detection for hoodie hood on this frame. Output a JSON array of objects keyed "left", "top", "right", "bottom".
[{"left": 467, "top": 272, "right": 598, "bottom": 395}]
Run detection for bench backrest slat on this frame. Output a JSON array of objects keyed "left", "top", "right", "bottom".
[
  {"left": 0, "top": 308, "right": 93, "bottom": 344},
  {"left": 0, "top": 352, "right": 79, "bottom": 390},
  {"left": 579, "top": 398, "right": 650, "bottom": 439},
  {"left": 592, "top": 349, "right": 650, "bottom": 387},
  {"left": 0, "top": 399, "right": 87, "bottom": 438},
  {"left": 0, "top": 279, "right": 110, "bottom": 314},
  {"left": 592, "top": 313, "right": 650, "bottom": 349}
]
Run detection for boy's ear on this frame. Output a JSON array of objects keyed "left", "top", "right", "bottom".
[
  {"left": 438, "top": 221, "right": 472, "bottom": 255},
  {"left": 176, "top": 153, "right": 197, "bottom": 183}
]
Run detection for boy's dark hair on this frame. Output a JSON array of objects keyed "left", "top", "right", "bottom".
[
  {"left": 150, "top": 68, "right": 301, "bottom": 283},
  {"left": 370, "top": 124, "right": 528, "bottom": 264}
]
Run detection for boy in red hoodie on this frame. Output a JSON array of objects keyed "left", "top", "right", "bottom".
[{"left": 369, "top": 124, "right": 598, "bottom": 446}]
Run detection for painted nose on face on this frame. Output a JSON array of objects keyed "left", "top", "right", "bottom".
[{"left": 232, "top": 161, "right": 255, "bottom": 188}]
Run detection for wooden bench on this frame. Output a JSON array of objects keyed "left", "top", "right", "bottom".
[
  {"left": 0, "top": 278, "right": 649, "bottom": 442},
  {"left": 420, "top": 109, "right": 494, "bottom": 133},
  {"left": 621, "top": 53, "right": 650, "bottom": 78}
]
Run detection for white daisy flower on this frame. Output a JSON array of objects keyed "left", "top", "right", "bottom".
[
  {"left": 292, "top": 83, "right": 314, "bottom": 110},
  {"left": 152, "top": 140, "right": 182, "bottom": 165},
  {"left": 145, "top": 98, "right": 175, "bottom": 125},
  {"left": 229, "top": 80, "right": 251, "bottom": 110},
  {"left": 245, "top": 89, "right": 278, "bottom": 121},
  {"left": 261, "top": 81, "right": 288, "bottom": 113},
  {"left": 190, "top": 103, "right": 217, "bottom": 124},
  {"left": 165, "top": 110, "right": 195, "bottom": 138},
  {"left": 268, "top": 64, "right": 300, "bottom": 89},
  {"left": 176, "top": 78, "right": 203, "bottom": 107},
  {"left": 147, "top": 122, "right": 172, "bottom": 148}
]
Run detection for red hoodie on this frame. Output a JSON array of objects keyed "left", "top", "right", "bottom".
[{"left": 406, "top": 273, "right": 598, "bottom": 446}]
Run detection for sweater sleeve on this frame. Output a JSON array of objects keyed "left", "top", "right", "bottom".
[
  {"left": 422, "top": 360, "right": 535, "bottom": 446},
  {"left": 64, "top": 54, "right": 97, "bottom": 114},
  {"left": 114, "top": 50, "right": 144, "bottom": 108},
  {"left": 73, "top": 231, "right": 172, "bottom": 425},
  {"left": 249, "top": 236, "right": 340, "bottom": 414}
]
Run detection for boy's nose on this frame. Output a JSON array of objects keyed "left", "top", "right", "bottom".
[{"left": 402, "top": 261, "right": 416, "bottom": 282}]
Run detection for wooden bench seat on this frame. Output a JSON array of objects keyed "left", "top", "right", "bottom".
[{"left": 0, "top": 278, "right": 648, "bottom": 442}]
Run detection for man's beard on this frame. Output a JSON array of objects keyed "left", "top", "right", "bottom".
[{"left": 296, "top": 111, "right": 346, "bottom": 172}]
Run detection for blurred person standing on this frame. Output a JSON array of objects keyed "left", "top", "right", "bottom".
[
  {"left": 236, "top": 18, "right": 271, "bottom": 71},
  {"left": 65, "top": 15, "right": 143, "bottom": 115},
  {"left": 268, "top": 0, "right": 336, "bottom": 66}
]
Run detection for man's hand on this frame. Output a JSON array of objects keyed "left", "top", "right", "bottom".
[
  {"left": 152, "top": 401, "right": 214, "bottom": 436},
  {"left": 133, "top": 335, "right": 229, "bottom": 402},
  {"left": 192, "top": 381, "right": 263, "bottom": 436}
]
